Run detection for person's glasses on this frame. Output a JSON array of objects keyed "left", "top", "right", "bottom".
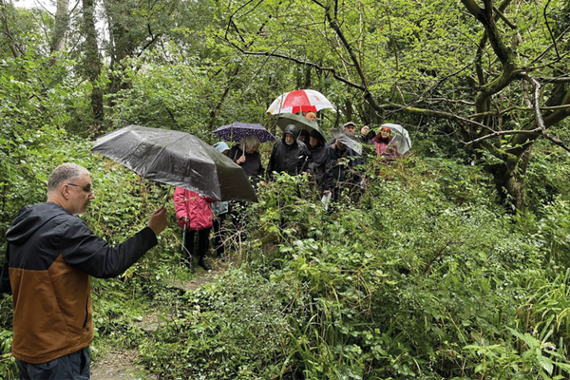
[{"left": 67, "top": 183, "right": 93, "bottom": 194}]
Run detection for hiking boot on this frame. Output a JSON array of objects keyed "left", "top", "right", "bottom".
[
  {"left": 197, "top": 257, "right": 212, "bottom": 271},
  {"left": 184, "top": 256, "right": 195, "bottom": 273}
]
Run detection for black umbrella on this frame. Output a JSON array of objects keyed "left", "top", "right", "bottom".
[{"left": 91, "top": 125, "right": 257, "bottom": 202}]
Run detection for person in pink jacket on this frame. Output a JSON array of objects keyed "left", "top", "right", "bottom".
[
  {"left": 372, "top": 127, "right": 399, "bottom": 159},
  {"left": 173, "top": 187, "right": 215, "bottom": 272}
]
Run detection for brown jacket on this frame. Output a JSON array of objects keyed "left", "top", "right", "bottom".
[{"left": 4, "top": 202, "right": 157, "bottom": 363}]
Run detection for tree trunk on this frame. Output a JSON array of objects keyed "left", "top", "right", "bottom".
[
  {"left": 50, "top": 0, "right": 70, "bottom": 53},
  {"left": 0, "top": 4, "right": 21, "bottom": 57},
  {"left": 82, "top": 0, "right": 104, "bottom": 128},
  {"left": 486, "top": 151, "right": 531, "bottom": 213}
]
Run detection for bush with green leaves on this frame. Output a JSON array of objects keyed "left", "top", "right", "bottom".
[
  {"left": 139, "top": 268, "right": 302, "bottom": 379},
  {"left": 127, "top": 155, "right": 570, "bottom": 379}
]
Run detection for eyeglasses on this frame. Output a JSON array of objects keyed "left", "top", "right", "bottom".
[{"left": 66, "top": 183, "right": 93, "bottom": 194}]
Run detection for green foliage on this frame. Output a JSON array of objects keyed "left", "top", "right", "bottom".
[
  {"left": 2, "top": 1, "right": 570, "bottom": 378},
  {"left": 139, "top": 269, "right": 301, "bottom": 379},
  {"left": 0, "top": 49, "right": 75, "bottom": 243},
  {"left": 123, "top": 157, "right": 570, "bottom": 379},
  {"left": 524, "top": 145, "right": 570, "bottom": 212},
  {"left": 0, "top": 295, "right": 16, "bottom": 379}
]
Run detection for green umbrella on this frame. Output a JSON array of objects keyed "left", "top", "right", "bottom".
[{"left": 276, "top": 113, "right": 327, "bottom": 140}]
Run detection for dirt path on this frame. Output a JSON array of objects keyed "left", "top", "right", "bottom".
[
  {"left": 91, "top": 268, "right": 224, "bottom": 380},
  {"left": 91, "top": 349, "right": 148, "bottom": 380}
]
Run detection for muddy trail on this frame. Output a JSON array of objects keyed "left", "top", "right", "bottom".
[{"left": 91, "top": 267, "right": 225, "bottom": 380}]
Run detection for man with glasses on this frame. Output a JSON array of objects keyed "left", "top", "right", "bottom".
[{"left": 0, "top": 163, "right": 168, "bottom": 379}]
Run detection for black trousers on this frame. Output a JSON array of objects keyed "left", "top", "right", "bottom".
[
  {"left": 16, "top": 346, "right": 90, "bottom": 380},
  {"left": 212, "top": 214, "right": 227, "bottom": 257},
  {"left": 185, "top": 228, "right": 211, "bottom": 259}
]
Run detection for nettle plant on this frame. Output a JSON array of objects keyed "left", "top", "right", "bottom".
[{"left": 138, "top": 268, "right": 303, "bottom": 379}]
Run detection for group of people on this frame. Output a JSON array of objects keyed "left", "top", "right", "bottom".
[
  {"left": 0, "top": 115, "right": 402, "bottom": 379},
  {"left": 264, "top": 114, "right": 400, "bottom": 201},
  {"left": 175, "top": 113, "right": 402, "bottom": 272}
]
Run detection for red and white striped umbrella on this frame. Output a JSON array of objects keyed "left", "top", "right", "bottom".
[{"left": 266, "top": 89, "right": 335, "bottom": 115}]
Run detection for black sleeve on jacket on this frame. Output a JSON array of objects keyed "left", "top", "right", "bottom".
[
  {"left": 60, "top": 220, "right": 158, "bottom": 279},
  {"left": 229, "top": 146, "right": 242, "bottom": 162},
  {"left": 297, "top": 142, "right": 312, "bottom": 174},
  {"left": 320, "top": 147, "right": 334, "bottom": 191},
  {"left": 266, "top": 144, "right": 278, "bottom": 179},
  {"left": 0, "top": 246, "right": 11, "bottom": 296},
  {"left": 255, "top": 152, "right": 265, "bottom": 178}
]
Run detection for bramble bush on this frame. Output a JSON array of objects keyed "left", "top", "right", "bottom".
[{"left": 130, "top": 153, "right": 570, "bottom": 379}]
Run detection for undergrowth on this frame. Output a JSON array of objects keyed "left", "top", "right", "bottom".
[{"left": 2, "top": 148, "right": 570, "bottom": 380}]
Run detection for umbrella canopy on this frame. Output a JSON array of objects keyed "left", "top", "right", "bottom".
[
  {"left": 330, "top": 128, "right": 363, "bottom": 155},
  {"left": 92, "top": 125, "right": 257, "bottom": 202},
  {"left": 213, "top": 122, "right": 275, "bottom": 143},
  {"left": 276, "top": 113, "right": 327, "bottom": 140},
  {"left": 267, "top": 89, "right": 335, "bottom": 115},
  {"left": 377, "top": 123, "right": 412, "bottom": 155}
]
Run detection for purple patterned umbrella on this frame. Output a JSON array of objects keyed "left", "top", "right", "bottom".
[{"left": 213, "top": 122, "right": 275, "bottom": 143}]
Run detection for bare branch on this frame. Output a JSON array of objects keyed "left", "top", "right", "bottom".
[
  {"left": 215, "top": 34, "right": 367, "bottom": 91},
  {"left": 543, "top": 0, "right": 560, "bottom": 60},
  {"left": 543, "top": 132, "right": 570, "bottom": 153},
  {"left": 492, "top": 5, "right": 516, "bottom": 29},
  {"left": 531, "top": 25, "right": 570, "bottom": 66},
  {"left": 463, "top": 128, "right": 541, "bottom": 145},
  {"left": 469, "top": 104, "right": 570, "bottom": 118},
  {"left": 224, "top": 0, "right": 259, "bottom": 39},
  {"left": 237, "top": 0, "right": 266, "bottom": 20},
  {"left": 380, "top": 102, "right": 496, "bottom": 134},
  {"left": 0, "top": 8, "right": 21, "bottom": 57},
  {"left": 425, "top": 98, "right": 475, "bottom": 106},
  {"left": 519, "top": 72, "right": 546, "bottom": 131}
]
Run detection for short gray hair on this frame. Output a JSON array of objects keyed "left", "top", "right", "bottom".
[{"left": 48, "top": 163, "right": 90, "bottom": 192}]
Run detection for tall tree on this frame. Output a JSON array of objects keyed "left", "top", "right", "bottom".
[
  {"left": 216, "top": 0, "right": 570, "bottom": 210},
  {"left": 50, "top": 0, "right": 70, "bottom": 53},
  {"left": 81, "top": 0, "right": 104, "bottom": 126}
]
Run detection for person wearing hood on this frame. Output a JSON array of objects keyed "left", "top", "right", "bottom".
[
  {"left": 0, "top": 163, "right": 167, "bottom": 379},
  {"left": 329, "top": 135, "right": 365, "bottom": 201},
  {"left": 307, "top": 129, "right": 333, "bottom": 195},
  {"left": 266, "top": 124, "right": 311, "bottom": 179},
  {"left": 298, "top": 129, "right": 310, "bottom": 144}
]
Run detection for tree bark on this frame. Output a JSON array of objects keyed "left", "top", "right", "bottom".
[
  {"left": 50, "top": 0, "right": 70, "bottom": 53},
  {"left": 82, "top": 0, "right": 104, "bottom": 127}
]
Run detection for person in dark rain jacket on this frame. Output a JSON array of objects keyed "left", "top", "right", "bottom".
[
  {"left": 0, "top": 163, "right": 167, "bottom": 379},
  {"left": 307, "top": 129, "right": 333, "bottom": 195},
  {"left": 329, "top": 137, "right": 365, "bottom": 201},
  {"left": 266, "top": 124, "right": 311, "bottom": 179},
  {"left": 228, "top": 135, "right": 265, "bottom": 186}
]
